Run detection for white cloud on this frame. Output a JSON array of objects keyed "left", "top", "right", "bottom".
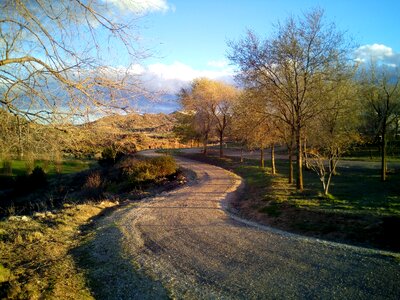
[
  {"left": 137, "top": 61, "right": 235, "bottom": 93},
  {"left": 354, "top": 44, "right": 400, "bottom": 67},
  {"left": 125, "top": 64, "right": 145, "bottom": 75},
  {"left": 105, "top": 0, "right": 170, "bottom": 14},
  {"left": 207, "top": 59, "right": 229, "bottom": 68}
]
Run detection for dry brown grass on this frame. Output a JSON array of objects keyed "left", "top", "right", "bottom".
[{"left": 0, "top": 201, "right": 117, "bottom": 299}]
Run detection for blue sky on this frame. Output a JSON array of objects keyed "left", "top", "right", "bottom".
[
  {"left": 125, "top": 0, "right": 400, "bottom": 95},
  {"left": 142, "top": 0, "right": 400, "bottom": 68},
  {"left": 104, "top": 0, "right": 400, "bottom": 108}
]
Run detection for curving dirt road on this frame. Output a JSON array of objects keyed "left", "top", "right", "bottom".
[{"left": 94, "top": 155, "right": 400, "bottom": 299}]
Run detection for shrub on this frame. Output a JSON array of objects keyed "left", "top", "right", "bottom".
[
  {"left": 30, "top": 166, "right": 47, "bottom": 188},
  {"left": 99, "top": 147, "right": 124, "bottom": 166},
  {"left": 14, "top": 174, "right": 30, "bottom": 194},
  {"left": 82, "top": 171, "right": 104, "bottom": 199},
  {"left": 122, "top": 155, "right": 177, "bottom": 184},
  {"left": 0, "top": 175, "right": 15, "bottom": 189},
  {"left": 149, "top": 156, "right": 177, "bottom": 178},
  {"left": 14, "top": 167, "right": 47, "bottom": 195},
  {"left": 83, "top": 171, "right": 102, "bottom": 190}
]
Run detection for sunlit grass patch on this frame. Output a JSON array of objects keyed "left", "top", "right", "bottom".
[
  {"left": 0, "top": 201, "right": 116, "bottom": 299},
  {"left": 291, "top": 198, "right": 321, "bottom": 208}
]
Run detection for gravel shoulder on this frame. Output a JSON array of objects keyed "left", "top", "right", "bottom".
[{"left": 81, "top": 155, "right": 400, "bottom": 299}]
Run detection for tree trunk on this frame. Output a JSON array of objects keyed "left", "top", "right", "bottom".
[
  {"left": 381, "top": 124, "right": 387, "bottom": 181},
  {"left": 321, "top": 177, "right": 327, "bottom": 195},
  {"left": 330, "top": 159, "right": 337, "bottom": 176},
  {"left": 240, "top": 144, "right": 244, "bottom": 163},
  {"left": 219, "top": 131, "right": 224, "bottom": 158},
  {"left": 271, "top": 144, "right": 276, "bottom": 175},
  {"left": 296, "top": 124, "right": 304, "bottom": 191},
  {"left": 17, "top": 117, "right": 24, "bottom": 160},
  {"left": 303, "top": 137, "right": 311, "bottom": 170},
  {"left": 324, "top": 172, "right": 331, "bottom": 196},
  {"left": 288, "top": 152, "right": 293, "bottom": 184},
  {"left": 260, "top": 147, "right": 264, "bottom": 168},
  {"left": 325, "top": 158, "right": 339, "bottom": 196},
  {"left": 203, "top": 133, "right": 208, "bottom": 155}
]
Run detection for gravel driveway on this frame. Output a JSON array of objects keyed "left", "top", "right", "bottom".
[{"left": 88, "top": 155, "right": 400, "bottom": 299}]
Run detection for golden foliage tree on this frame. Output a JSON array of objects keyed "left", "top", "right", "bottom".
[{"left": 179, "top": 78, "right": 238, "bottom": 157}]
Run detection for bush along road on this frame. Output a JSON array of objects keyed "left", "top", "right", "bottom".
[{"left": 80, "top": 154, "right": 400, "bottom": 299}]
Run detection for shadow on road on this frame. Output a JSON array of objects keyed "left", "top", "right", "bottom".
[{"left": 71, "top": 214, "right": 169, "bottom": 300}]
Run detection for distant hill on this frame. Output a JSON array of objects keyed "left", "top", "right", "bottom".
[
  {"left": 92, "top": 112, "right": 176, "bottom": 134},
  {"left": 0, "top": 109, "right": 184, "bottom": 160},
  {"left": 77, "top": 112, "right": 183, "bottom": 155}
]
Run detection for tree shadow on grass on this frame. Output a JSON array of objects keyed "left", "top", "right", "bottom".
[{"left": 71, "top": 210, "right": 169, "bottom": 300}]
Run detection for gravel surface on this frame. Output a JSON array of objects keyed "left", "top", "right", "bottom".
[{"left": 93, "top": 154, "right": 400, "bottom": 299}]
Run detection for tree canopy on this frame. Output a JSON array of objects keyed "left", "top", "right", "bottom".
[
  {"left": 228, "top": 8, "right": 353, "bottom": 190},
  {"left": 0, "top": 0, "right": 145, "bottom": 123}
]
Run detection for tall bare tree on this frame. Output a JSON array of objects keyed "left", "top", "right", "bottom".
[
  {"left": 1, "top": 0, "right": 146, "bottom": 123},
  {"left": 0, "top": 109, "right": 65, "bottom": 167},
  {"left": 228, "top": 8, "right": 352, "bottom": 191}
]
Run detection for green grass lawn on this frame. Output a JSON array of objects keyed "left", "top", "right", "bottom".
[
  {"left": 273, "top": 159, "right": 400, "bottom": 217},
  {"left": 185, "top": 153, "right": 400, "bottom": 216},
  {"left": 300, "top": 161, "right": 397, "bottom": 216},
  {"left": 1, "top": 158, "right": 94, "bottom": 177}
]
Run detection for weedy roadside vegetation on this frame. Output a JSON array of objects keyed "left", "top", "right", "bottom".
[{"left": 0, "top": 154, "right": 180, "bottom": 298}]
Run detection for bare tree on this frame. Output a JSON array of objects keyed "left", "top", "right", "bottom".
[
  {"left": 359, "top": 64, "right": 400, "bottom": 181},
  {"left": 0, "top": 0, "right": 147, "bottom": 123},
  {"left": 228, "top": 8, "right": 352, "bottom": 191},
  {"left": 0, "top": 109, "right": 65, "bottom": 168}
]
